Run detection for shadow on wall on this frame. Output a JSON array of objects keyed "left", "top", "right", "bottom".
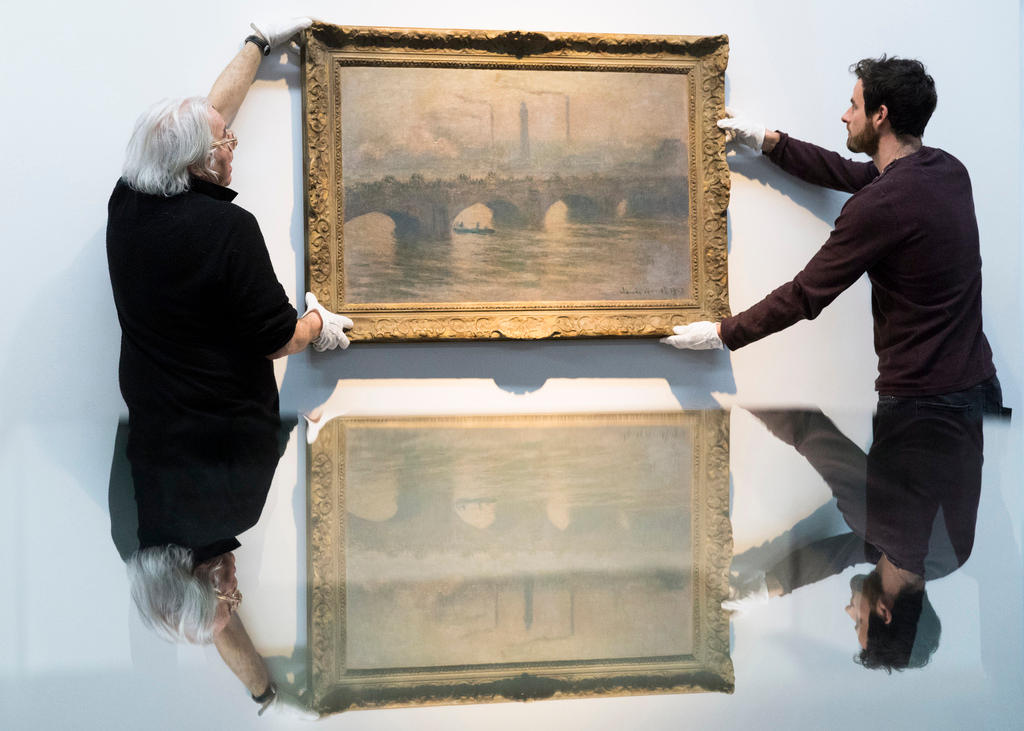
[
  {"left": 279, "top": 341, "right": 737, "bottom": 413},
  {"left": 721, "top": 147, "right": 850, "bottom": 229}
]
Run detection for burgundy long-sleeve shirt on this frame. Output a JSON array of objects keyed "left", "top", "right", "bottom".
[{"left": 720, "top": 133, "right": 995, "bottom": 396}]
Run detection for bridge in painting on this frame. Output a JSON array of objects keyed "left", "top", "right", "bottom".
[{"left": 343, "top": 173, "right": 688, "bottom": 239}]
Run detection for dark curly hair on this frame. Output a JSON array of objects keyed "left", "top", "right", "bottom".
[
  {"left": 851, "top": 55, "right": 937, "bottom": 139},
  {"left": 854, "top": 571, "right": 941, "bottom": 672}
]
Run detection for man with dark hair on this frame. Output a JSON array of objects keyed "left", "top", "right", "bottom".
[
  {"left": 727, "top": 398, "right": 987, "bottom": 672},
  {"left": 850, "top": 57, "right": 936, "bottom": 139},
  {"left": 664, "top": 56, "right": 1005, "bottom": 411},
  {"left": 853, "top": 569, "right": 940, "bottom": 671}
]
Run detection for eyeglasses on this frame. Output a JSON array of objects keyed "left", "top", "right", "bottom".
[
  {"left": 216, "top": 588, "right": 243, "bottom": 614},
  {"left": 212, "top": 129, "right": 238, "bottom": 151}
]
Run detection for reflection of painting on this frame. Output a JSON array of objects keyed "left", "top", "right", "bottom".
[
  {"left": 303, "top": 25, "right": 731, "bottom": 340},
  {"left": 308, "top": 412, "right": 733, "bottom": 713}
]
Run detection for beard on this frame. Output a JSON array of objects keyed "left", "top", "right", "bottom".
[{"left": 846, "top": 123, "right": 880, "bottom": 155}]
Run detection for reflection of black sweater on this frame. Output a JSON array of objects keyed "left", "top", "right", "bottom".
[
  {"left": 721, "top": 134, "right": 995, "bottom": 397},
  {"left": 106, "top": 177, "right": 296, "bottom": 551},
  {"left": 754, "top": 404, "right": 983, "bottom": 594}
]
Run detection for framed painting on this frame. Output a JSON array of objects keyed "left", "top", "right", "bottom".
[
  {"left": 307, "top": 411, "right": 733, "bottom": 713},
  {"left": 301, "top": 24, "right": 731, "bottom": 340}
]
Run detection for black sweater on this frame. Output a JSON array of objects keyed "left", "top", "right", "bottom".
[{"left": 107, "top": 177, "right": 296, "bottom": 550}]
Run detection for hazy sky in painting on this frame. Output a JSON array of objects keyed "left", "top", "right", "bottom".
[{"left": 340, "top": 66, "right": 689, "bottom": 178}]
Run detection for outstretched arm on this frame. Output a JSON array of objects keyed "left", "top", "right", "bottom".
[{"left": 719, "top": 183, "right": 899, "bottom": 350}]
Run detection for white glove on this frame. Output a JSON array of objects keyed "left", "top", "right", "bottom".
[
  {"left": 660, "top": 322, "right": 723, "bottom": 350},
  {"left": 717, "top": 107, "right": 766, "bottom": 152},
  {"left": 250, "top": 17, "right": 313, "bottom": 51},
  {"left": 304, "top": 407, "right": 336, "bottom": 446},
  {"left": 304, "top": 292, "right": 353, "bottom": 352}
]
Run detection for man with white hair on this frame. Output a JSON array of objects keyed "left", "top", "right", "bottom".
[{"left": 107, "top": 18, "right": 344, "bottom": 718}]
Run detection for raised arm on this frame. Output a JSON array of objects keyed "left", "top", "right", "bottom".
[
  {"left": 208, "top": 43, "right": 262, "bottom": 126},
  {"left": 207, "top": 18, "right": 312, "bottom": 126},
  {"left": 718, "top": 110, "right": 878, "bottom": 193},
  {"left": 767, "top": 133, "right": 878, "bottom": 193}
]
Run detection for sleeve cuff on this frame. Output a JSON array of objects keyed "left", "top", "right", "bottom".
[
  {"left": 719, "top": 316, "right": 741, "bottom": 351},
  {"left": 766, "top": 130, "right": 790, "bottom": 162}
]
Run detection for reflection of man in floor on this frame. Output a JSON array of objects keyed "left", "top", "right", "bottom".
[
  {"left": 106, "top": 18, "right": 351, "bottom": 719},
  {"left": 729, "top": 392, "right": 997, "bottom": 671}
]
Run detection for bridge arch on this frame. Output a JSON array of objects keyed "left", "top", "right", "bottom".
[
  {"left": 379, "top": 210, "right": 423, "bottom": 239},
  {"left": 623, "top": 186, "right": 688, "bottom": 219},
  {"left": 558, "top": 194, "right": 601, "bottom": 222},
  {"left": 484, "top": 199, "right": 525, "bottom": 227},
  {"left": 451, "top": 202, "right": 494, "bottom": 232},
  {"left": 343, "top": 209, "right": 425, "bottom": 239}
]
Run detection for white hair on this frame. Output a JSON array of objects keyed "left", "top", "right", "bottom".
[
  {"left": 121, "top": 97, "right": 220, "bottom": 196},
  {"left": 126, "top": 545, "right": 219, "bottom": 645}
]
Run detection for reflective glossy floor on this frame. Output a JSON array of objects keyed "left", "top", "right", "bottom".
[{"left": 5, "top": 385, "right": 1021, "bottom": 730}]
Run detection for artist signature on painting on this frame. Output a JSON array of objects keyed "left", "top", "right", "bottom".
[{"left": 618, "top": 286, "right": 685, "bottom": 298}]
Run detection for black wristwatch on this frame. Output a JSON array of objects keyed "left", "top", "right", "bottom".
[{"left": 244, "top": 34, "right": 271, "bottom": 56}]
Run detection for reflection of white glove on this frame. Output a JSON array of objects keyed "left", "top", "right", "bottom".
[
  {"left": 304, "top": 407, "right": 336, "bottom": 446},
  {"left": 717, "top": 107, "right": 766, "bottom": 152},
  {"left": 305, "top": 292, "right": 353, "bottom": 352},
  {"left": 660, "top": 322, "right": 723, "bottom": 350},
  {"left": 722, "top": 570, "right": 770, "bottom": 615},
  {"left": 250, "top": 17, "right": 312, "bottom": 50}
]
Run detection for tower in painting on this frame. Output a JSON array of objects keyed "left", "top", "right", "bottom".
[{"left": 519, "top": 101, "right": 530, "bottom": 163}]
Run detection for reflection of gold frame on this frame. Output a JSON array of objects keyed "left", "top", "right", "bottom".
[
  {"left": 307, "top": 411, "right": 732, "bottom": 714},
  {"left": 302, "top": 24, "right": 730, "bottom": 341}
]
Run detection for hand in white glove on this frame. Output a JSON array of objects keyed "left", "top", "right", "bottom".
[
  {"left": 304, "top": 406, "right": 343, "bottom": 446},
  {"left": 250, "top": 17, "right": 313, "bottom": 51},
  {"left": 660, "top": 322, "right": 723, "bottom": 350},
  {"left": 717, "top": 107, "right": 766, "bottom": 152},
  {"left": 304, "top": 292, "right": 353, "bottom": 352}
]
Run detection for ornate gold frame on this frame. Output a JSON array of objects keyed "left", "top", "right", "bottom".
[
  {"left": 307, "top": 411, "right": 733, "bottom": 713},
  {"left": 301, "top": 24, "right": 730, "bottom": 341}
]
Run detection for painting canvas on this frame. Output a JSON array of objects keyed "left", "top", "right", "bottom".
[
  {"left": 307, "top": 412, "right": 733, "bottom": 713},
  {"left": 302, "top": 25, "right": 731, "bottom": 340}
]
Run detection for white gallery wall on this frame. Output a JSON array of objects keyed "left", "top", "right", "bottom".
[{"left": 1, "top": 1, "right": 1021, "bottom": 729}]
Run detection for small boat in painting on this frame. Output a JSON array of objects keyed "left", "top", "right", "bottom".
[{"left": 452, "top": 220, "right": 495, "bottom": 235}]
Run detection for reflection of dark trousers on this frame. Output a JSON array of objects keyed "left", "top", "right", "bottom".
[
  {"left": 751, "top": 376, "right": 999, "bottom": 593},
  {"left": 750, "top": 409, "right": 870, "bottom": 593}
]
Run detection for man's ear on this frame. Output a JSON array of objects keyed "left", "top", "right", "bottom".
[
  {"left": 873, "top": 104, "right": 889, "bottom": 129},
  {"left": 875, "top": 598, "right": 893, "bottom": 625}
]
